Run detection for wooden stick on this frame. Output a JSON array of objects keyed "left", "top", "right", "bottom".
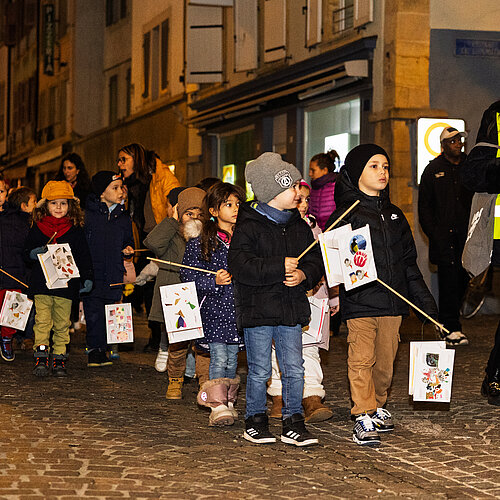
[
  {"left": 147, "top": 257, "right": 218, "bottom": 275},
  {"left": 110, "top": 282, "right": 134, "bottom": 287},
  {"left": 46, "top": 232, "right": 57, "bottom": 246},
  {"left": 0, "top": 268, "right": 28, "bottom": 288},
  {"left": 132, "top": 249, "right": 150, "bottom": 253},
  {"left": 297, "top": 200, "right": 360, "bottom": 260},
  {"left": 376, "top": 278, "right": 449, "bottom": 334}
]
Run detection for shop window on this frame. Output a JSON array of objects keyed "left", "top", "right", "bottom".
[
  {"left": 304, "top": 98, "right": 360, "bottom": 175},
  {"left": 219, "top": 128, "right": 255, "bottom": 188}
]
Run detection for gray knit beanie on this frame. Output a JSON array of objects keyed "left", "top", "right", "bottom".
[{"left": 245, "top": 152, "right": 302, "bottom": 203}]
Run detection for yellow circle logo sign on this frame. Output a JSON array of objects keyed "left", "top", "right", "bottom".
[{"left": 424, "top": 121, "right": 451, "bottom": 157}]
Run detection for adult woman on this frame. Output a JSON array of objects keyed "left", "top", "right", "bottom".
[
  {"left": 55, "top": 153, "right": 91, "bottom": 209},
  {"left": 117, "top": 143, "right": 180, "bottom": 352}
]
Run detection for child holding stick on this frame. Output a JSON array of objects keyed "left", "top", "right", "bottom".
[
  {"left": 83, "top": 171, "right": 134, "bottom": 367},
  {"left": 25, "top": 181, "right": 93, "bottom": 377},
  {"left": 144, "top": 187, "right": 207, "bottom": 399},
  {"left": 180, "top": 182, "right": 245, "bottom": 426},
  {"left": 228, "top": 153, "right": 323, "bottom": 447},
  {"left": 0, "top": 174, "right": 31, "bottom": 362},
  {"left": 325, "top": 144, "right": 438, "bottom": 447}
]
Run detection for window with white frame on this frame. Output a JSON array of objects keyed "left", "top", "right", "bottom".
[{"left": 142, "top": 18, "right": 169, "bottom": 101}]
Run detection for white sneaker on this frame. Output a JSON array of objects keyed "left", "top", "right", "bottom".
[{"left": 155, "top": 348, "right": 169, "bottom": 372}]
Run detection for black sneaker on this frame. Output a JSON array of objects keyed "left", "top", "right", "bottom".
[
  {"left": 371, "top": 407, "right": 394, "bottom": 432},
  {"left": 243, "top": 413, "right": 276, "bottom": 444},
  {"left": 1, "top": 337, "right": 15, "bottom": 362},
  {"left": 87, "top": 350, "right": 113, "bottom": 367},
  {"left": 33, "top": 346, "right": 50, "bottom": 377},
  {"left": 52, "top": 355, "right": 68, "bottom": 377},
  {"left": 353, "top": 413, "right": 381, "bottom": 447},
  {"left": 281, "top": 413, "right": 319, "bottom": 447}
]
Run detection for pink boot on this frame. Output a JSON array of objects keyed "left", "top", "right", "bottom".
[
  {"left": 227, "top": 375, "right": 240, "bottom": 419},
  {"left": 197, "top": 378, "right": 234, "bottom": 426}
]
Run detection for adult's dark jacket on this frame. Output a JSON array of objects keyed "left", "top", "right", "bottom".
[
  {"left": 84, "top": 194, "right": 134, "bottom": 301},
  {"left": 418, "top": 153, "right": 473, "bottom": 265},
  {"left": 0, "top": 204, "right": 30, "bottom": 289},
  {"left": 461, "top": 100, "right": 500, "bottom": 265},
  {"left": 326, "top": 170, "right": 437, "bottom": 321},
  {"left": 24, "top": 223, "right": 93, "bottom": 301},
  {"left": 124, "top": 172, "right": 150, "bottom": 241},
  {"left": 228, "top": 201, "right": 323, "bottom": 329}
]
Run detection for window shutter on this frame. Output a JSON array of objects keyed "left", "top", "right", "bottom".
[
  {"left": 353, "top": 0, "right": 373, "bottom": 29},
  {"left": 189, "top": 0, "right": 233, "bottom": 6},
  {"left": 306, "top": 0, "right": 321, "bottom": 47},
  {"left": 263, "top": 0, "right": 286, "bottom": 63},
  {"left": 186, "top": 5, "right": 223, "bottom": 83},
  {"left": 234, "top": 0, "right": 257, "bottom": 72}
]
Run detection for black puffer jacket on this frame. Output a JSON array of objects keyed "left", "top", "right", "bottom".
[
  {"left": 418, "top": 153, "right": 473, "bottom": 265},
  {"left": 0, "top": 204, "right": 30, "bottom": 290},
  {"left": 228, "top": 202, "right": 323, "bottom": 329},
  {"left": 326, "top": 171, "right": 437, "bottom": 321}
]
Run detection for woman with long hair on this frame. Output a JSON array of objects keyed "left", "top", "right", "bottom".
[{"left": 55, "top": 153, "right": 91, "bottom": 209}]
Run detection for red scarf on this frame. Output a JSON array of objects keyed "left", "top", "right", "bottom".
[{"left": 36, "top": 216, "right": 73, "bottom": 243}]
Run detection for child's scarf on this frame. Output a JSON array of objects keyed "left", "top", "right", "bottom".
[{"left": 36, "top": 216, "right": 73, "bottom": 243}]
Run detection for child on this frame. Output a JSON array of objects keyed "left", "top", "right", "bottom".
[
  {"left": 326, "top": 144, "right": 438, "bottom": 446},
  {"left": 8, "top": 187, "right": 37, "bottom": 214},
  {"left": 83, "top": 171, "right": 134, "bottom": 367},
  {"left": 144, "top": 187, "right": 208, "bottom": 398},
  {"left": 228, "top": 152, "right": 323, "bottom": 447},
  {"left": 180, "top": 183, "right": 245, "bottom": 426},
  {"left": 25, "top": 181, "right": 93, "bottom": 377},
  {"left": 308, "top": 150, "right": 339, "bottom": 230},
  {"left": 0, "top": 175, "right": 31, "bottom": 362},
  {"left": 267, "top": 181, "right": 338, "bottom": 422}
]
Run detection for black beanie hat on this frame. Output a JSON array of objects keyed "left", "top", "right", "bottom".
[
  {"left": 343, "top": 144, "right": 390, "bottom": 187},
  {"left": 92, "top": 171, "right": 122, "bottom": 196}
]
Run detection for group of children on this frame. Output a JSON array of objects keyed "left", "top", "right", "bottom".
[{"left": 0, "top": 142, "right": 438, "bottom": 448}]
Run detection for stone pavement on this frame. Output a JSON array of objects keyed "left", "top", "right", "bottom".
[{"left": 1, "top": 312, "right": 499, "bottom": 499}]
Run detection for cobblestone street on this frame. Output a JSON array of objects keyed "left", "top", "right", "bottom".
[{"left": 1, "top": 312, "right": 499, "bottom": 499}]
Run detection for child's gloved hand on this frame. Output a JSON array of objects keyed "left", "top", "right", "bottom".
[
  {"left": 29, "top": 247, "right": 46, "bottom": 260},
  {"left": 79, "top": 280, "right": 93, "bottom": 294}
]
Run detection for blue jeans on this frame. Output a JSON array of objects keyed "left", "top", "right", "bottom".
[
  {"left": 209, "top": 342, "right": 239, "bottom": 379},
  {"left": 244, "top": 324, "right": 304, "bottom": 420}
]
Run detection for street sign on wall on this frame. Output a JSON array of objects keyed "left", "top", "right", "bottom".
[
  {"left": 417, "top": 118, "right": 466, "bottom": 184},
  {"left": 43, "top": 4, "right": 55, "bottom": 75}
]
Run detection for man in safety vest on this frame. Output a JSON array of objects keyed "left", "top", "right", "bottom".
[{"left": 462, "top": 100, "right": 500, "bottom": 406}]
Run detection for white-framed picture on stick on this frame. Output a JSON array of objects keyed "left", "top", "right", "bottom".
[
  {"left": 105, "top": 303, "right": 134, "bottom": 344},
  {"left": 0, "top": 291, "right": 33, "bottom": 331},
  {"left": 318, "top": 224, "right": 353, "bottom": 287},
  {"left": 160, "top": 282, "right": 204, "bottom": 343},
  {"left": 409, "top": 341, "right": 455, "bottom": 402},
  {"left": 38, "top": 243, "right": 80, "bottom": 289}
]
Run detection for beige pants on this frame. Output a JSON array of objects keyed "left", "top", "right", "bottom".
[
  {"left": 167, "top": 340, "right": 210, "bottom": 386},
  {"left": 346, "top": 316, "right": 402, "bottom": 416}
]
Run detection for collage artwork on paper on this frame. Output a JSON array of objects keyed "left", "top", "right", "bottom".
[{"left": 105, "top": 303, "right": 134, "bottom": 344}]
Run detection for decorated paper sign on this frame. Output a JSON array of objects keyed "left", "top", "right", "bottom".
[
  {"left": 318, "top": 224, "right": 353, "bottom": 288},
  {"left": 302, "top": 296, "right": 329, "bottom": 347},
  {"left": 336, "top": 224, "right": 377, "bottom": 291},
  {"left": 409, "top": 341, "right": 455, "bottom": 402},
  {"left": 105, "top": 303, "right": 134, "bottom": 344},
  {"left": 160, "top": 282, "right": 204, "bottom": 343},
  {"left": 38, "top": 243, "right": 80, "bottom": 289},
  {"left": 0, "top": 291, "right": 33, "bottom": 331}
]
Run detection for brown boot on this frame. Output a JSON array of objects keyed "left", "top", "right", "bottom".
[
  {"left": 269, "top": 395, "right": 283, "bottom": 418},
  {"left": 166, "top": 377, "right": 183, "bottom": 400},
  {"left": 303, "top": 396, "right": 333, "bottom": 423}
]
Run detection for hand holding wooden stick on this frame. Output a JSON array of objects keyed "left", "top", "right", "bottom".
[
  {"left": 0, "top": 268, "right": 28, "bottom": 288},
  {"left": 147, "top": 257, "right": 218, "bottom": 275},
  {"left": 297, "top": 200, "right": 360, "bottom": 261}
]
